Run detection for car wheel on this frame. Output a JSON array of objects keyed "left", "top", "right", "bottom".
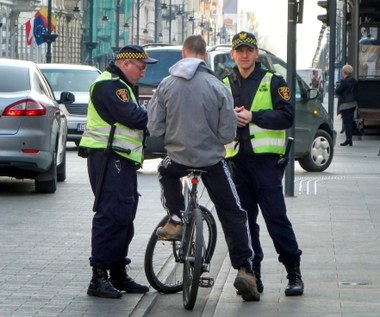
[
  {"left": 57, "top": 150, "right": 66, "bottom": 182},
  {"left": 298, "top": 129, "right": 334, "bottom": 172},
  {"left": 35, "top": 151, "right": 57, "bottom": 193}
]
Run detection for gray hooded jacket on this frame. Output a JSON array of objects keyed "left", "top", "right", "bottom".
[{"left": 147, "top": 57, "right": 236, "bottom": 167}]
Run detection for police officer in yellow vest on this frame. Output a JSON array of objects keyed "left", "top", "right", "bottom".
[
  {"left": 224, "top": 31, "right": 304, "bottom": 296},
  {"left": 79, "top": 45, "right": 157, "bottom": 299}
]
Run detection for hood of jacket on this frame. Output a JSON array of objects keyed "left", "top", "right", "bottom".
[{"left": 169, "top": 57, "right": 207, "bottom": 80}]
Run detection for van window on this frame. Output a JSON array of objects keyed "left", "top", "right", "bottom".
[{"left": 139, "top": 50, "right": 182, "bottom": 86}]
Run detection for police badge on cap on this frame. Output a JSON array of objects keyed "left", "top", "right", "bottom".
[{"left": 232, "top": 31, "right": 258, "bottom": 50}]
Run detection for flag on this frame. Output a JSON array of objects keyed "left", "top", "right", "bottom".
[
  {"left": 37, "top": 6, "right": 57, "bottom": 31},
  {"left": 33, "top": 12, "right": 47, "bottom": 45},
  {"left": 25, "top": 6, "right": 57, "bottom": 46},
  {"left": 25, "top": 18, "right": 34, "bottom": 46}
]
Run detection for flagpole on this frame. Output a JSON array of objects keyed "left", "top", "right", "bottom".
[{"left": 41, "top": 0, "right": 58, "bottom": 63}]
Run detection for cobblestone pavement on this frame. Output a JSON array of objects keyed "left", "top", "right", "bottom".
[{"left": 1, "top": 114, "right": 380, "bottom": 316}]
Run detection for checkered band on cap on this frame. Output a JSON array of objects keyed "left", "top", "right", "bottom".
[
  {"left": 232, "top": 32, "right": 257, "bottom": 49},
  {"left": 116, "top": 51, "right": 149, "bottom": 60}
]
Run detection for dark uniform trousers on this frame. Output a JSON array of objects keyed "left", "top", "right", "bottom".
[
  {"left": 229, "top": 155, "right": 302, "bottom": 268},
  {"left": 158, "top": 157, "right": 254, "bottom": 272},
  {"left": 87, "top": 151, "right": 139, "bottom": 269}
]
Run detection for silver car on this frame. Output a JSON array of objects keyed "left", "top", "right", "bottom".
[
  {"left": 38, "top": 64, "right": 101, "bottom": 146},
  {"left": 0, "top": 58, "right": 74, "bottom": 193}
]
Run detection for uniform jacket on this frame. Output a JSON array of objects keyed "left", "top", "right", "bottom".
[
  {"left": 226, "top": 62, "right": 294, "bottom": 157},
  {"left": 147, "top": 57, "right": 236, "bottom": 167},
  {"left": 90, "top": 61, "right": 147, "bottom": 132}
]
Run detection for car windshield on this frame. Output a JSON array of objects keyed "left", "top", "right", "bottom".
[
  {"left": 138, "top": 50, "right": 182, "bottom": 86},
  {"left": 0, "top": 66, "right": 30, "bottom": 92},
  {"left": 41, "top": 69, "right": 99, "bottom": 92}
]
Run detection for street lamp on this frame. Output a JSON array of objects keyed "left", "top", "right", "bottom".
[
  {"left": 142, "top": 22, "right": 156, "bottom": 38},
  {"left": 161, "top": 0, "right": 183, "bottom": 44},
  {"left": 84, "top": 0, "right": 98, "bottom": 65},
  {"left": 124, "top": 15, "right": 138, "bottom": 44},
  {"left": 40, "top": 0, "right": 58, "bottom": 63}
]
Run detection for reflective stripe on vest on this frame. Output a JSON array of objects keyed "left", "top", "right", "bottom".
[
  {"left": 79, "top": 71, "right": 144, "bottom": 163},
  {"left": 224, "top": 73, "right": 286, "bottom": 157}
]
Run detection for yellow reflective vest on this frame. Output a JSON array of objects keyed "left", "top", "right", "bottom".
[
  {"left": 224, "top": 72, "right": 286, "bottom": 158},
  {"left": 79, "top": 71, "right": 144, "bottom": 164}
]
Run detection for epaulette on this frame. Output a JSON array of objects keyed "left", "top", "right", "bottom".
[
  {"left": 273, "top": 72, "right": 283, "bottom": 78},
  {"left": 111, "top": 73, "right": 120, "bottom": 81}
]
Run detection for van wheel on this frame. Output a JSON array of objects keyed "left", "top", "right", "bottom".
[
  {"left": 35, "top": 151, "right": 57, "bottom": 193},
  {"left": 298, "top": 129, "right": 334, "bottom": 172}
]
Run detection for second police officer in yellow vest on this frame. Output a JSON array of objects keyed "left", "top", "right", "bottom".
[
  {"left": 79, "top": 45, "right": 157, "bottom": 299},
  {"left": 223, "top": 31, "right": 304, "bottom": 296}
]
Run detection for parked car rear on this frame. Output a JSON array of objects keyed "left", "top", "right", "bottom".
[
  {"left": 38, "top": 63, "right": 101, "bottom": 146},
  {"left": 0, "top": 59, "right": 75, "bottom": 193}
]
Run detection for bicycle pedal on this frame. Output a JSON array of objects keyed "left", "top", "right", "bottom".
[{"left": 199, "top": 277, "right": 214, "bottom": 288}]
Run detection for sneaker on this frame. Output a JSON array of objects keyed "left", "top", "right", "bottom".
[
  {"left": 156, "top": 220, "right": 183, "bottom": 240},
  {"left": 233, "top": 267, "right": 260, "bottom": 301},
  {"left": 236, "top": 275, "right": 263, "bottom": 295}
]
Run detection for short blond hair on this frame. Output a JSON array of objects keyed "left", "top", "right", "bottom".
[{"left": 342, "top": 64, "right": 354, "bottom": 75}]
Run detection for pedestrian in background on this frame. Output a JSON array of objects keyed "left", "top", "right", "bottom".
[
  {"left": 335, "top": 64, "right": 359, "bottom": 146},
  {"left": 223, "top": 31, "right": 304, "bottom": 296},
  {"left": 311, "top": 69, "right": 324, "bottom": 102},
  {"left": 79, "top": 45, "right": 157, "bottom": 298},
  {"left": 147, "top": 34, "right": 260, "bottom": 302}
]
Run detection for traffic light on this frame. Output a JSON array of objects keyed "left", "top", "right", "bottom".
[{"left": 317, "top": 0, "right": 329, "bottom": 26}]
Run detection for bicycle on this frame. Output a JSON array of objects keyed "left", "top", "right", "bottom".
[{"left": 144, "top": 169, "right": 217, "bottom": 310}]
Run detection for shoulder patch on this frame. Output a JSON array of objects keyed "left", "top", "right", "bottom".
[
  {"left": 278, "top": 86, "right": 291, "bottom": 101},
  {"left": 116, "top": 88, "right": 129, "bottom": 102}
]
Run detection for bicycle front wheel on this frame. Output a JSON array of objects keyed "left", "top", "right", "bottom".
[
  {"left": 144, "top": 215, "right": 183, "bottom": 294},
  {"left": 182, "top": 208, "right": 204, "bottom": 310}
]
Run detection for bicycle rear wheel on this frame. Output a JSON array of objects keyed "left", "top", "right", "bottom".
[
  {"left": 144, "top": 215, "right": 183, "bottom": 293},
  {"left": 182, "top": 208, "right": 204, "bottom": 310},
  {"left": 199, "top": 205, "right": 217, "bottom": 265}
]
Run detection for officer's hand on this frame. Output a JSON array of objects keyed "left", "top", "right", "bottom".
[{"left": 235, "top": 106, "right": 252, "bottom": 127}]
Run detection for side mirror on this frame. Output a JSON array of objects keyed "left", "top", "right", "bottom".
[
  {"left": 309, "top": 88, "right": 319, "bottom": 100},
  {"left": 59, "top": 91, "right": 75, "bottom": 104}
]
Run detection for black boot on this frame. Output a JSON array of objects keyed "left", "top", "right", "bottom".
[
  {"left": 253, "top": 262, "right": 264, "bottom": 293},
  {"left": 109, "top": 265, "right": 149, "bottom": 294},
  {"left": 87, "top": 267, "right": 122, "bottom": 299},
  {"left": 285, "top": 262, "right": 304, "bottom": 296},
  {"left": 340, "top": 139, "right": 352, "bottom": 146}
]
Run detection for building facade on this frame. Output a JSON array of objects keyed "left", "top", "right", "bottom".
[{"left": 0, "top": 0, "right": 238, "bottom": 67}]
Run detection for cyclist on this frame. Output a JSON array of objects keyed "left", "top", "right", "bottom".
[{"left": 147, "top": 35, "right": 260, "bottom": 302}]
